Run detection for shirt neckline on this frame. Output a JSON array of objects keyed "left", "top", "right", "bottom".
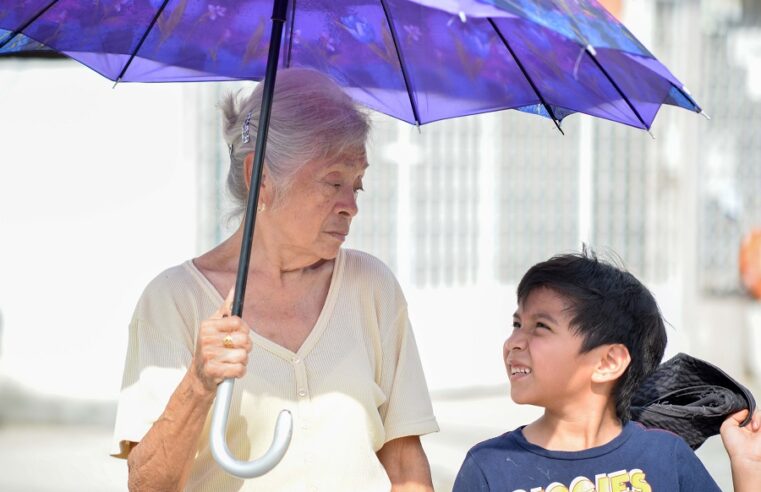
[
  {"left": 509, "top": 420, "right": 636, "bottom": 460},
  {"left": 183, "top": 248, "right": 345, "bottom": 360}
]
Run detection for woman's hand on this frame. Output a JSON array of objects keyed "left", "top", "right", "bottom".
[
  {"left": 191, "top": 288, "right": 253, "bottom": 393},
  {"left": 720, "top": 409, "right": 761, "bottom": 492},
  {"left": 127, "top": 287, "right": 253, "bottom": 492}
]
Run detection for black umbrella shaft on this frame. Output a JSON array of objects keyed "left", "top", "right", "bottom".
[{"left": 232, "top": 0, "right": 289, "bottom": 317}]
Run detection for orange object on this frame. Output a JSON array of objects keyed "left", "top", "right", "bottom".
[
  {"left": 598, "top": 0, "right": 622, "bottom": 19},
  {"left": 740, "top": 229, "right": 761, "bottom": 299}
]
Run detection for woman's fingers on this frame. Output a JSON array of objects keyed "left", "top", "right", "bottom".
[
  {"left": 218, "top": 331, "right": 253, "bottom": 351},
  {"left": 203, "top": 357, "right": 249, "bottom": 380},
  {"left": 199, "top": 318, "right": 252, "bottom": 354},
  {"left": 212, "top": 287, "right": 236, "bottom": 319},
  {"left": 191, "top": 291, "right": 254, "bottom": 390}
]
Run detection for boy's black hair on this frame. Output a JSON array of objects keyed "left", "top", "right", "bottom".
[{"left": 516, "top": 250, "right": 667, "bottom": 421}]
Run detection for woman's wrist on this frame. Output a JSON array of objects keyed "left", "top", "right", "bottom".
[{"left": 184, "top": 364, "right": 218, "bottom": 404}]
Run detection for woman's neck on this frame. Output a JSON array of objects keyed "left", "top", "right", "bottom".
[{"left": 198, "top": 225, "right": 328, "bottom": 282}]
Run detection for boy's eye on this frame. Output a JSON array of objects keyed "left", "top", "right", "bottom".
[
  {"left": 536, "top": 322, "right": 551, "bottom": 331},
  {"left": 511, "top": 321, "right": 521, "bottom": 331}
]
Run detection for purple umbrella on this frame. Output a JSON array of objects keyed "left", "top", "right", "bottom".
[
  {"left": 1, "top": 0, "right": 702, "bottom": 128},
  {"left": 0, "top": 0, "right": 704, "bottom": 479}
]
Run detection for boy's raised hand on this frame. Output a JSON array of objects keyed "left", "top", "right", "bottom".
[{"left": 720, "top": 409, "right": 761, "bottom": 492}]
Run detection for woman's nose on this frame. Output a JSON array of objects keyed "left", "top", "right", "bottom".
[{"left": 338, "top": 188, "right": 359, "bottom": 217}]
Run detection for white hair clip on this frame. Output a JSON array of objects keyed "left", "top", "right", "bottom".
[{"left": 241, "top": 111, "right": 253, "bottom": 144}]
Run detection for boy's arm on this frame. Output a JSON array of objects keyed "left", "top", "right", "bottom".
[{"left": 720, "top": 409, "right": 761, "bottom": 492}]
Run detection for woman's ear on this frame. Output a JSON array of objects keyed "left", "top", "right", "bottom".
[
  {"left": 243, "top": 152, "right": 254, "bottom": 190},
  {"left": 591, "top": 344, "right": 631, "bottom": 384},
  {"left": 243, "top": 152, "right": 272, "bottom": 206}
]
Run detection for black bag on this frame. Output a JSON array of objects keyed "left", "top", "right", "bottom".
[{"left": 631, "top": 352, "right": 756, "bottom": 450}]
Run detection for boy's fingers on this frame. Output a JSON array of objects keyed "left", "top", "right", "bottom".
[
  {"left": 735, "top": 409, "right": 750, "bottom": 423},
  {"left": 752, "top": 410, "right": 761, "bottom": 431},
  {"left": 725, "top": 409, "right": 749, "bottom": 427}
]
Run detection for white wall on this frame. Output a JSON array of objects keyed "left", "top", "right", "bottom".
[{"left": 0, "top": 60, "right": 200, "bottom": 400}]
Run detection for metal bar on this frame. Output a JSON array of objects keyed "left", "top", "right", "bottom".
[
  {"left": 284, "top": 0, "right": 296, "bottom": 68},
  {"left": 232, "top": 0, "right": 287, "bottom": 319},
  {"left": 114, "top": 0, "right": 171, "bottom": 85},
  {"left": 489, "top": 18, "right": 564, "bottom": 134},
  {"left": 0, "top": 0, "right": 60, "bottom": 50},
  {"left": 584, "top": 45, "right": 650, "bottom": 131},
  {"left": 379, "top": 0, "right": 421, "bottom": 125}
]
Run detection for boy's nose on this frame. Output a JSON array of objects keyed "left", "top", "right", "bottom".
[{"left": 505, "top": 331, "right": 527, "bottom": 352}]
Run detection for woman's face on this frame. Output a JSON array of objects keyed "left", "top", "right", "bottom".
[{"left": 262, "top": 150, "right": 367, "bottom": 261}]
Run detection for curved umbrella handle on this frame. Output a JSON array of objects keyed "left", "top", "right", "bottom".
[{"left": 209, "top": 378, "right": 293, "bottom": 478}]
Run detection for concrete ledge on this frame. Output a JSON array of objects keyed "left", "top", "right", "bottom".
[{"left": 0, "top": 378, "right": 115, "bottom": 427}]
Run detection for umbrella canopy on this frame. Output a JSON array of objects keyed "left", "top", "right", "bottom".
[{"left": 1, "top": 0, "right": 701, "bottom": 130}]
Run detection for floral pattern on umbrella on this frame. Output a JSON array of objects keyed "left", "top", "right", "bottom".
[{"left": 0, "top": 0, "right": 702, "bottom": 129}]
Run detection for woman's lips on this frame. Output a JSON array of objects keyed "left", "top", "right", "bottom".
[{"left": 326, "top": 231, "right": 348, "bottom": 240}]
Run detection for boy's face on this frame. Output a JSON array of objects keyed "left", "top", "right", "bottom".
[{"left": 504, "top": 287, "right": 602, "bottom": 410}]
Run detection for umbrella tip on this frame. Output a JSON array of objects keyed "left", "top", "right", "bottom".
[
  {"left": 700, "top": 110, "right": 711, "bottom": 121},
  {"left": 551, "top": 118, "right": 564, "bottom": 135},
  {"left": 647, "top": 129, "right": 656, "bottom": 140},
  {"left": 112, "top": 78, "right": 121, "bottom": 89},
  {"left": 458, "top": 11, "right": 467, "bottom": 23}
]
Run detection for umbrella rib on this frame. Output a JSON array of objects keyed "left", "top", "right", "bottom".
[
  {"left": 584, "top": 46, "right": 650, "bottom": 131},
  {"left": 114, "top": 0, "right": 172, "bottom": 84},
  {"left": 283, "top": 0, "right": 296, "bottom": 68},
  {"left": 378, "top": 0, "right": 421, "bottom": 125},
  {"left": 671, "top": 83, "right": 704, "bottom": 114},
  {"left": 488, "top": 18, "right": 563, "bottom": 135},
  {"left": 0, "top": 0, "right": 60, "bottom": 50}
]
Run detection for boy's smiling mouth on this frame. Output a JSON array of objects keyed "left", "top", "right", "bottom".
[{"left": 509, "top": 364, "right": 532, "bottom": 379}]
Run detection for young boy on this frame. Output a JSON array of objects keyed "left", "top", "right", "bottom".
[{"left": 454, "top": 252, "right": 761, "bottom": 492}]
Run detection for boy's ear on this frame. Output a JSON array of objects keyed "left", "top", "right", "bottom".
[{"left": 591, "top": 344, "right": 631, "bottom": 384}]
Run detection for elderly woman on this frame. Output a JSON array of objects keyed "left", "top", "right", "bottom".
[{"left": 111, "top": 68, "right": 439, "bottom": 491}]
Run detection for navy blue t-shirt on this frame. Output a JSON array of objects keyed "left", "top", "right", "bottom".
[{"left": 453, "top": 421, "right": 720, "bottom": 492}]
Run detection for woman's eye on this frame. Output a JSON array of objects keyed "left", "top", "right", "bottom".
[
  {"left": 512, "top": 321, "right": 521, "bottom": 331},
  {"left": 536, "top": 322, "right": 550, "bottom": 330}
]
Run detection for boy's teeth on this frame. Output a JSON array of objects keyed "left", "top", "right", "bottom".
[{"left": 512, "top": 367, "right": 531, "bottom": 375}]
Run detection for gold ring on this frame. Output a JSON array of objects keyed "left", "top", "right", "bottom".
[{"left": 223, "top": 334, "right": 234, "bottom": 348}]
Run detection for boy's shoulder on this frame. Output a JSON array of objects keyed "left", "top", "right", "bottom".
[
  {"left": 467, "top": 421, "right": 687, "bottom": 459},
  {"left": 466, "top": 428, "right": 524, "bottom": 459},
  {"left": 455, "top": 422, "right": 720, "bottom": 492}
]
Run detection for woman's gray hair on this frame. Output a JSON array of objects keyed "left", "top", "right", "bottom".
[{"left": 220, "top": 68, "right": 370, "bottom": 217}]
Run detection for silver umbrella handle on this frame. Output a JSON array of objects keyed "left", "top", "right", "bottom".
[{"left": 209, "top": 378, "right": 293, "bottom": 478}]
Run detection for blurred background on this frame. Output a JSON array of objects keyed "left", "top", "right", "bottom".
[{"left": 1, "top": 0, "right": 760, "bottom": 490}]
